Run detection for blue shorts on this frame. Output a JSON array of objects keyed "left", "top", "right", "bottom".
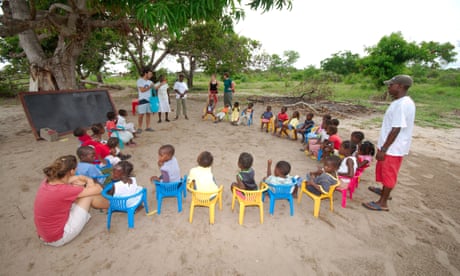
[{"left": 137, "top": 103, "right": 151, "bottom": 114}]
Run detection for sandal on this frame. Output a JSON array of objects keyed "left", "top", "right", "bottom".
[
  {"left": 362, "top": 201, "right": 389, "bottom": 211},
  {"left": 368, "top": 186, "right": 392, "bottom": 200}
]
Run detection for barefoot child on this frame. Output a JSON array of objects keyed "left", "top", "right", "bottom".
[{"left": 150, "top": 144, "right": 181, "bottom": 183}]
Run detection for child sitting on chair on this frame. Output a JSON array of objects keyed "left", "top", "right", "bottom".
[
  {"left": 150, "top": 144, "right": 181, "bottom": 183},
  {"left": 337, "top": 140, "right": 358, "bottom": 188},
  {"left": 75, "top": 146, "right": 104, "bottom": 183},
  {"left": 215, "top": 104, "right": 230, "bottom": 123},
  {"left": 350, "top": 131, "right": 365, "bottom": 157},
  {"left": 230, "top": 152, "right": 257, "bottom": 192},
  {"left": 263, "top": 159, "right": 297, "bottom": 197},
  {"left": 105, "top": 111, "right": 135, "bottom": 146},
  {"left": 90, "top": 123, "right": 107, "bottom": 144},
  {"left": 357, "top": 140, "right": 375, "bottom": 170},
  {"left": 187, "top": 151, "right": 218, "bottom": 192},
  {"left": 260, "top": 105, "right": 273, "bottom": 132},
  {"left": 305, "top": 155, "right": 340, "bottom": 195},
  {"left": 279, "top": 110, "right": 300, "bottom": 139},
  {"left": 297, "top": 112, "right": 315, "bottom": 143},
  {"left": 106, "top": 137, "right": 131, "bottom": 165},
  {"left": 237, "top": 102, "right": 254, "bottom": 125},
  {"left": 273, "top": 106, "right": 289, "bottom": 134},
  {"left": 202, "top": 98, "right": 217, "bottom": 120},
  {"left": 230, "top": 102, "right": 240, "bottom": 125},
  {"left": 111, "top": 161, "right": 143, "bottom": 208},
  {"left": 118, "top": 109, "right": 137, "bottom": 136}
]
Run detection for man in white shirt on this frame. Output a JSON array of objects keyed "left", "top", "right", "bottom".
[
  {"left": 136, "top": 68, "right": 154, "bottom": 132},
  {"left": 363, "top": 75, "right": 416, "bottom": 212},
  {"left": 173, "top": 74, "right": 189, "bottom": 120}
]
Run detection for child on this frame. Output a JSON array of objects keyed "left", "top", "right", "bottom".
[
  {"left": 337, "top": 140, "right": 358, "bottom": 188},
  {"left": 326, "top": 125, "right": 342, "bottom": 152},
  {"left": 214, "top": 104, "right": 230, "bottom": 123},
  {"left": 105, "top": 111, "right": 135, "bottom": 146},
  {"left": 260, "top": 106, "right": 273, "bottom": 132},
  {"left": 187, "top": 151, "right": 218, "bottom": 192},
  {"left": 350, "top": 131, "right": 365, "bottom": 156},
  {"left": 75, "top": 146, "right": 104, "bottom": 182},
  {"left": 106, "top": 137, "right": 131, "bottom": 165},
  {"left": 273, "top": 106, "right": 289, "bottom": 134},
  {"left": 263, "top": 159, "right": 297, "bottom": 196},
  {"left": 112, "top": 161, "right": 143, "bottom": 208},
  {"left": 90, "top": 123, "right": 107, "bottom": 143},
  {"left": 230, "top": 152, "right": 257, "bottom": 192},
  {"left": 202, "top": 98, "right": 217, "bottom": 120},
  {"left": 279, "top": 111, "right": 300, "bottom": 139},
  {"left": 150, "top": 144, "right": 181, "bottom": 183},
  {"left": 319, "top": 140, "right": 335, "bottom": 161},
  {"left": 357, "top": 140, "right": 375, "bottom": 170},
  {"left": 296, "top": 112, "right": 315, "bottom": 143},
  {"left": 73, "top": 127, "right": 110, "bottom": 163},
  {"left": 230, "top": 102, "right": 240, "bottom": 125},
  {"left": 305, "top": 155, "right": 341, "bottom": 195},
  {"left": 118, "top": 109, "right": 137, "bottom": 136},
  {"left": 238, "top": 102, "right": 254, "bottom": 125}
]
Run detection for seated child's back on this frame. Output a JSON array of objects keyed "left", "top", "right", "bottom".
[
  {"left": 188, "top": 151, "right": 218, "bottom": 192},
  {"left": 112, "top": 161, "right": 142, "bottom": 207}
]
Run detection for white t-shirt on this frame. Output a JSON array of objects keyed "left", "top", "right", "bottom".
[
  {"left": 378, "top": 96, "right": 416, "bottom": 156},
  {"left": 173, "top": 81, "right": 188, "bottom": 99},
  {"left": 113, "top": 177, "right": 143, "bottom": 207},
  {"left": 137, "top": 78, "right": 152, "bottom": 101}
]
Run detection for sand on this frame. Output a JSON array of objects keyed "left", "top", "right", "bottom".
[{"left": 0, "top": 88, "right": 459, "bottom": 275}]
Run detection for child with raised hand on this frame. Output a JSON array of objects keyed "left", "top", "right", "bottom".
[
  {"left": 150, "top": 144, "right": 181, "bottom": 183},
  {"left": 273, "top": 106, "right": 289, "bottom": 134},
  {"left": 111, "top": 161, "right": 143, "bottom": 208},
  {"left": 105, "top": 111, "right": 135, "bottom": 146},
  {"left": 215, "top": 104, "right": 230, "bottom": 123},
  {"left": 202, "top": 98, "right": 217, "bottom": 120},
  {"left": 279, "top": 110, "right": 300, "bottom": 139},
  {"left": 263, "top": 159, "right": 297, "bottom": 196},
  {"left": 230, "top": 152, "right": 257, "bottom": 192},
  {"left": 230, "top": 102, "right": 240, "bottom": 125},
  {"left": 260, "top": 105, "right": 273, "bottom": 132},
  {"left": 237, "top": 102, "right": 254, "bottom": 125},
  {"left": 306, "top": 155, "right": 341, "bottom": 195},
  {"left": 187, "top": 151, "right": 218, "bottom": 192},
  {"left": 337, "top": 140, "right": 358, "bottom": 188}
]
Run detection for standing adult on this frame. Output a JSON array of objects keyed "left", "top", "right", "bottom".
[
  {"left": 223, "top": 72, "right": 235, "bottom": 108},
  {"left": 136, "top": 68, "right": 154, "bottom": 133},
  {"left": 155, "top": 75, "right": 171, "bottom": 123},
  {"left": 173, "top": 74, "right": 188, "bottom": 120},
  {"left": 34, "top": 155, "right": 109, "bottom": 247},
  {"left": 363, "top": 75, "right": 415, "bottom": 212},
  {"left": 208, "top": 73, "right": 219, "bottom": 106}
]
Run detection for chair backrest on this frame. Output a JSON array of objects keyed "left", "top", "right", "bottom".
[
  {"left": 263, "top": 179, "right": 297, "bottom": 197},
  {"left": 187, "top": 182, "right": 222, "bottom": 205},
  {"left": 233, "top": 185, "right": 268, "bottom": 203},
  {"left": 154, "top": 177, "right": 185, "bottom": 196},
  {"left": 102, "top": 182, "right": 145, "bottom": 211}
]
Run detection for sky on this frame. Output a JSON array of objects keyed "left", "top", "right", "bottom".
[{"left": 234, "top": 0, "right": 460, "bottom": 69}]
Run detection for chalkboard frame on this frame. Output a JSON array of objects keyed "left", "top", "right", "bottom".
[{"left": 19, "top": 89, "right": 116, "bottom": 140}]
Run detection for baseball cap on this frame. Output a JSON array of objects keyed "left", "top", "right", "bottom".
[{"left": 383, "top": 75, "right": 413, "bottom": 87}]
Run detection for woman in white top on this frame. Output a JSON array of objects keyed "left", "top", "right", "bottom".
[{"left": 155, "top": 75, "right": 171, "bottom": 123}]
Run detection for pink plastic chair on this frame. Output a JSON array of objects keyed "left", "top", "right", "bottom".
[{"left": 336, "top": 175, "right": 358, "bottom": 208}]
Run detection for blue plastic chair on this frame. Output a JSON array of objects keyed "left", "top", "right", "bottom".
[
  {"left": 262, "top": 177, "right": 300, "bottom": 216},
  {"left": 153, "top": 175, "right": 187, "bottom": 214},
  {"left": 101, "top": 182, "right": 149, "bottom": 229}
]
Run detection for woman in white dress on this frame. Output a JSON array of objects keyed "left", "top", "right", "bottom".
[{"left": 155, "top": 75, "right": 171, "bottom": 123}]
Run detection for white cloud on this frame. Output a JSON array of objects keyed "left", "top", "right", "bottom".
[{"left": 235, "top": 0, "right": 460, "bottom": 68}]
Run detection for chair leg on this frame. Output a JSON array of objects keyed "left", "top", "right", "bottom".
[
  {"left": 209, "top": 204, "right": 215, "bottom": 224},
  {"left": 289, "top": 198, "right": 294, "bottom": 216},
  {"left": 329, "top": 196, "right": 335, "bottom": 212},
  {"left": 177, "top": 195, "right": 183, "bottom": 213},
  {"left": 128, "top": 210, "right": 135, "bottom": 228},
  {"left": 239, "top": 205, "right": 245, "bottom": 225},
  {"left": 157, "top": 196, "right": 162, "bottom": 214},
  {"left": 189, "top": 204, "right": 194, "bottom": 223},
  {"left": 259, "top": 204, "right": 264, "bottom": 224},
  {"left": 269, "top": 198, "right": 275, "bottom": 215},
  {"left": 313, "top": 198, "right": 321, "bottom": 218},
  {"left": 107, "top": 210, "right": 112, "bottom": 230},
  {"left": 341, "top": 189, "right": 347, "bottom": 208}
]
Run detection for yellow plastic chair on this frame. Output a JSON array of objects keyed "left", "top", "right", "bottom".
[
  {"left": 231, "top": 185, "right": 268, "bottom": 225},
  {"left": 187, "top": 183, "right": 223, "bottom": 224},
  {"left": 298, "top": 180, "right": 340, "bottom": 218},
  {"left": 260, "top": 117, "right": 274, "bottom": 132}
]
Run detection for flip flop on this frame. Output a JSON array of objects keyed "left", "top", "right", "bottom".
[
  {"left": 362, "top": 201, "right": 389, "bottom": 211},
  {"left": 368, "top": 186, "right": 392, "bottom": 200}
]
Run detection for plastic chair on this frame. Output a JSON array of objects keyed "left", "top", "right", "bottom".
[
  {"left": 101, "top": 182, "right": 149, "bottom": 229},
  {"left": 260, "top": 117, "right": 274, "bottom": 132},
  {"left": 231, "top": 185, "right": 268, "bottom": 225},
  {"left": 187, "top": 183, "right": 223, "bottom": 224},
  {"left": 298, "top": 180, "right": 340, "bottom": 218},
  {"left": 336, "top": 175, "right": 359, "bottom": 208},
  {"left": 261, "top": 178, "right": 299, "bottom": 216},
  {"left": 153, "top": 175, "right": 187, "bottom": 214}
]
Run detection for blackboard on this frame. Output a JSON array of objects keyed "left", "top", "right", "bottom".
[{"left": 19, "top": 89, "right": 116, "bottom": 140}]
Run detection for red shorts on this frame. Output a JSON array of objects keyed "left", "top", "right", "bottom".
[{"left": 375, "top": 155, "right": 403, "bottom": 189}]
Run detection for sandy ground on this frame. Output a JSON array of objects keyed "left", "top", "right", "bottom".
[{"left": 0, "top": 88, "right": 459, "bottom": 275}]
